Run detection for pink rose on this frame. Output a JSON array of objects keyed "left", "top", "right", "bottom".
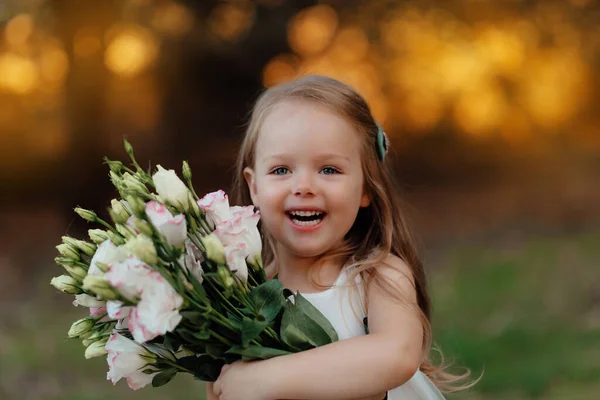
[
  {"left": 105, "top": 332, "right": 159, "bottom": 390},
  {"left": 145, "top": 201, "right": 187, "bottom": 247},
  {"left": 197, "top": 190, "right": 232, "bottom": 227}
]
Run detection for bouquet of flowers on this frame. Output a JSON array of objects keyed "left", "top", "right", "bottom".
[{"left": 50, "top": 139, "right": 338, "bottom": 390}]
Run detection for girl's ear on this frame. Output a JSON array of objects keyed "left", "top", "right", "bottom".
[
  {"left": 360, "top": 192, "right": 371, "bottom": 208},
  {"left": 243, "top": 167, "right": 258, "bottom": 206}
]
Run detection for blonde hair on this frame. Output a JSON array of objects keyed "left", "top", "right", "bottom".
[{"left": 233, "top": 75, "right": 475, "bottom": 392}]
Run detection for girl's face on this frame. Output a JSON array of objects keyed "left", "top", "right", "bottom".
[{"left": 244, "top": 99, "right": 370, "bottom": 260}]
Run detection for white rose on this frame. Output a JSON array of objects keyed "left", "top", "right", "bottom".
[
  {"left": 105, "top": 256, "right": 153, "bottom": 301},
  {"left": 215, "top": 211, "right": 262, "bottom": 268},
  {"left": 197, "top": 190, "right": 232, "bottom": 227},
  {"left": 73, "top": 294, "right": 105, "bottom": 308},
  {"left": 106, "top": 300, "right": 133, "bottom": 320},
  {"left": 145, "top": 201, "right": 187, "bottom": 247},
  {"left": 128, "top": 271, "right": 183, "bottom": 343},
  {"left": 152, "top": 165, "right": 190, "bottom": 212},
  {"left": 89, "top": 240, "right": 128, "bottom": 276},
  {"left": 225, "top": 243, "right": 248, "bottom": 282},
  {"left": 105, "top": 332, "right": 159, "bottom": 390}
]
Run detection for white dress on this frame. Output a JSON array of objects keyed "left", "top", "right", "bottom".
[{"left": 298, "top": 267, "right": 447, "bottom": 400}]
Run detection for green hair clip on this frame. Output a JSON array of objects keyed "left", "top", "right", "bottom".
[{"left": 376, "top": 124, "right": 389, "bottom": 161}]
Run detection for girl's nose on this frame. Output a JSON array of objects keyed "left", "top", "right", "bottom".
[{"left": 293, "top": 174, "right": 315, "bottom": 196}]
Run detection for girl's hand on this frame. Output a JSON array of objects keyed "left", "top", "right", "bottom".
[{"left": 213, "top": 360, "right": 270, "bottom": 400}]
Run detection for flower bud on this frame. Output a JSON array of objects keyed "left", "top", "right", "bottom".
[
  {"left": 125, "top": 195, "right": 146, "bottom": 217},
  {"left": 55, "top": 256, "right": 78, "bottom": 268},
  {"left": 123, "top": 138, "right": 134, "bottom": 157},
  {"left": 64, "top": 265, "right": 87, "bottom": 282},
  {"left": 125, "top": 235, "right": 158, "bottom": 265},
  {"left": 217, "top": 266, "right": 234, "bottom": 288},
  {"left": 68, "top": 318, "right": 94, "bottom": 338},
  {"left": 182, "top": 160, "right": 192, "bottom": 181},
  {"left": 75, "top": 240, "right": 97, "bottom": 257},
  {"left": 116, "top": 224, "right": 137, "bottom": 240},
  {"left": 106, "top": 231, "right": 126, "bottom": 246},
  {"left": 132, "top": 218, "right": 154, "bottom": 237},
  {"left": 50, "top": 275, "right": 81, "bottom": 294},
  {"left": 109, "top": 199, "right": 130, "bottom": 224},
  {"left": 106, "top": 159, "right": 124, "bottom": 174},
  {"left": 82, "top": 275, "right": 119, "bottom": 300},
  {"left": 189, "top": 192, "right": 201, "bottom": 218},
  {"left": 201, "top": 234, "right": 226, "bottom": 264},
  {"left": 84, "top": 338, "right": 108, "bottom": 359},
  {"left": 56, "top": 243, "right": 80, "bottom": 261},
  {"left": 74, "top": 207, "right": 97, "bottom": 222},
  {"left": 89, "top": 229, "right": 110, "bottom": 244},
  {"left": 109, "top": 170, "right": 122, "bottom": 189},
  {"left": 122, "top": 173, "right": 149, "bottom": 195}
]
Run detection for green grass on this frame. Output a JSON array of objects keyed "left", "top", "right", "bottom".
[
  {"left": 432, "top": 231, "right": 600, "bottom": 399},
  {"left": 2, "top": 231, "right": 599, "bottom": 399}
]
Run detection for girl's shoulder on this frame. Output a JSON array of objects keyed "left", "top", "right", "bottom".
[{"left": 364, "top": 253, "right": 417, "bottom": 304}]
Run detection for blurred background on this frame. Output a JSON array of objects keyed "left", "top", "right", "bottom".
[{"left": 1, "top": 0, "right": 599, "bottom": 399}]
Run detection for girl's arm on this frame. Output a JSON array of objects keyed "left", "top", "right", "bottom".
[
  {"left": 255, "top": 255, "right": 424, "bottom": 400},
  {"left": 206, "top": 382, "right": 218, "bottom": 400}
]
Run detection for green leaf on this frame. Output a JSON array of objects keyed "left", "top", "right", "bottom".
[
  {"left": 151, "top": 368, "right": 177, "bottom": 387},
  {"left": 205, "top": 343, "right": 228, "bottom": 359},
  {"left": 280, "top": 299, "right": 334, "bottom": 351},
  {"left": 179, "top": 354, "right": 224, "bottom": 382},
  {"left": 294, "top": 293, "right": 339, "bottom": 342},
  {"left": 249, "top": 280, "right": 285, "bottom": 323},
  {"left": 225, "top": 345, "right": 291, "bottom": 360},
  {"left": 180, "top": 311, "right": 207, "bottom": 326},
  {"left": 177, "top": 328, "right": 199, "bottom": 344},
  {"left": 162, "top": 334, "right": 181, "bottom": 352},
  {"left": 193, "top": 330, "right": 210, "bottom": 340},
  {"left": 188, "top": 274, "right": 207, "bottom": 301},
  {"left": 241, "top": 317, "right": 268, "bottom": 347},
  {"left": 226, "top": 310, "right": 243, "bottom": 327}
]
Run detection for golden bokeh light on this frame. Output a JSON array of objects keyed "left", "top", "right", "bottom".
[
  {"left": 73, "top": 27, "right": 102, "bottom": 59},
  {"left": 262, "top": 54, "right": 299, "bottom": 87},
  {"left": 437, "top": 44, "right": 489, "bottom": 96},
  {"left": 454, "top": 81, "right": 508, "bottom": 136},
  {"left": 104, "top": 26, "right": 158, "bottom": 78},
  {"left": 5, "top": 14, "right": 34, "bottom": 48},
  {"left": 475, "top": 26, "right": 525, "bottom": 76},
  {"left": 288, "top": 5, "right": 338, "bottom": 57},
  {"left": 208, "top": 0, "right": 256, "bottom": 43},
  {"left": 329, "top": 27, "right": 370, "bottom": 64},
  {"left": 401, "top": 89, "right": 444, "bottom": 132},
  {"left": 152, "top": 2, "right": 194, "bottom": 37},
  {"left": 39, "top": 42, "right": 69, "bottom": 89},
  {"left": 519, "top": 50, "right": 588, "bottom": 128},
  {"left": 0, "top": 54, "right": 39, "bottom": 94}
]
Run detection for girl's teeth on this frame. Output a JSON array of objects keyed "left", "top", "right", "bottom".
[
  {"left": 291, "top": 218, "right": 321, "bottom": 226},
  {"left": 290, "top": 211, "right": 322, "bottom": 217}
]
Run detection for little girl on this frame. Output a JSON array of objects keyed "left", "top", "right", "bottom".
[{"left": 208, "top": 75, "right": 473, "bottom": 400}]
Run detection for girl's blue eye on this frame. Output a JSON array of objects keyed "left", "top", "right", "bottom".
[
  {"left": 272, "top": 167, "right": 289, "bottom": 175},
  {"left": 321, "top": 167, "right": 339, "bottom": 175}
]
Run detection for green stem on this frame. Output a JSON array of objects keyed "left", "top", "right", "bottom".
[
  {"left": 205, "top": 309, "right": 239, "bottom": 332},
  {"left": 209, "top": 329, "right": 233, "bottom": 346},
  {"left": 95, "top": 217, "right": 119, "bottom": 234},
  {"left": 159, "top": 358, "right": 195, "bottom": 375},
  {"left": 206, "top": 279, "right": 246, "bottom": 319}
]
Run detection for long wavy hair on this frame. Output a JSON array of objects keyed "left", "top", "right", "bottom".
[{"left": 232, "top": 75, "right": 475, "bottom": 392}]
